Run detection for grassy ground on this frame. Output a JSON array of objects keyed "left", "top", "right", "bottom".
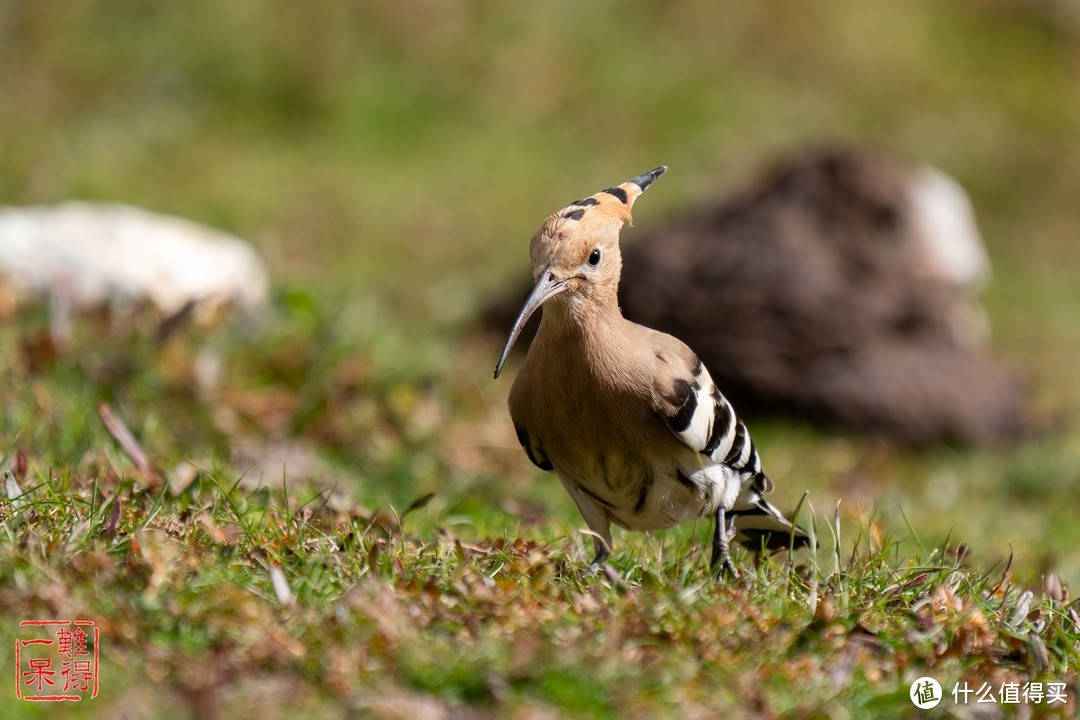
[
  {"left": 2, "top": 300, "right": 1078, "bottom": 719},
  {"left": 3, "top": 1, "right": 1080, "bottom": 717}
]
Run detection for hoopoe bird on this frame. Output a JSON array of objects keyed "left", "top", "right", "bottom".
[{"left": 494, "top": 166, "right": 809, "bottom": 578}]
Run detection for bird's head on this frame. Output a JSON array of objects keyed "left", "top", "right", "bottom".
[{"left": 494, "top": 166, "right": 666, "bottom": 378}]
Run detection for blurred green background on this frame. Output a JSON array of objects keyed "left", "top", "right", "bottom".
[
  {"left": 5, "top": 1, "right": 1080, "bottom": 716},
  {"left": 3, "top": 0, "right": 1080, "bottom": 576}
]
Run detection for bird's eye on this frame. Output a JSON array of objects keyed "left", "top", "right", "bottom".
[{"left": 588, "top": 249, "right": 602, "bottom": 267}]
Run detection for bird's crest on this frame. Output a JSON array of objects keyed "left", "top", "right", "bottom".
[
  {"left": 529, "top": 166, "right": 668, "bottom": 277},
  {"left": 546, "top": 165, "right": 667, "bottom": 231},
  {"left": 495, "top": 166, "right": 668, "bottom": 379}
]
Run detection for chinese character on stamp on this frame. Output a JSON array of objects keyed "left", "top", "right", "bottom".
[{"left": 15, "top": 620, "right": 99, "bottom": 702}]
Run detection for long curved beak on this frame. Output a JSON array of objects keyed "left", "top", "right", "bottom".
[{"left": 494, "top": 268, "right": 567, "bottom": 379}]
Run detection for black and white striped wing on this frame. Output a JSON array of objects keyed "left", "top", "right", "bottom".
[
  {"left": 657, "top": 359, "right": 766, "bottom": 482},
  {"left": 655, "top": 355, "right": 808, "bottom": 550}
]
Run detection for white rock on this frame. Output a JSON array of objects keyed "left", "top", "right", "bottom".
[
  {"left": 0, "top": 202, "right": 268, "bottom": 318},
  {"left": 907, "top": 167, "right": 993, "bottom": 344},
  {"left": 908, "top": 166, "right": 991, "bottom": 293}
]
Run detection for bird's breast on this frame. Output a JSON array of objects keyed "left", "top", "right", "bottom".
[
  {"left": 508, "top": 330, "right": 713, "bottom": 529},
  {"left": 541, "top": 415, "right": 714, "bottom": 531}
]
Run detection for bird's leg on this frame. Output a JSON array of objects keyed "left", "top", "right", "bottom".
[
  {"left": 560, "top": 481, "right": 613, "bottom": 572},
  {"left": 711, "top": 506, "right": 740, "bottom": 579},
  {"left": 589, "top": 537, "right": 611, "bottom": 568}
]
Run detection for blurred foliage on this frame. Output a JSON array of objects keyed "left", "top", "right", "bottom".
[
  {"left": 3, "top": 1, "right": 1079, "bottom": 291},
  {"left": 2, "top": 0, "right": 1080, "bottom": 715}
]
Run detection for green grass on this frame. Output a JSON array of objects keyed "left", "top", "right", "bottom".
[
  {"left": 3, "top": 0, "right": 1080, "bottom": 716},
  {"left": 3, "top": 428, "right": 1079, "bottom": 718},
  {"left": 2, "top": 294, "right": 1078, "bottom": 717}
]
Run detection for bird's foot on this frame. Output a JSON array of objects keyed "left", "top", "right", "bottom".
[
  {"left": 583, "top": 544, "right": 630, "bottom": 586},
  {"left": 711, "top": 509, "right": 741, "bottom": 580},
  {"left": 715, "top": 553, "right": 740, "bottom": 581},
  {"left": 589, "top": 546, "right": 611, "bottom": 569}
]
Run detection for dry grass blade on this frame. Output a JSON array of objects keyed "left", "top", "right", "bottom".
[
  {"left": 269, "top": 565, "right": 295, "bottom": 607},
  {"left": 98, "top": 402, "right": 159, "bottom": 486},
  {"left": 4, "top": 470, "right": 26, "bottom": 510},
  {"left": 401, "top": 492, "right": 436, "bottom": 520},
  {"left": 104, "top": 498, "right": 122, "bottom": 539},
  {"left": 396, "top": 491, "right": 436, "bottom": 534}
]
